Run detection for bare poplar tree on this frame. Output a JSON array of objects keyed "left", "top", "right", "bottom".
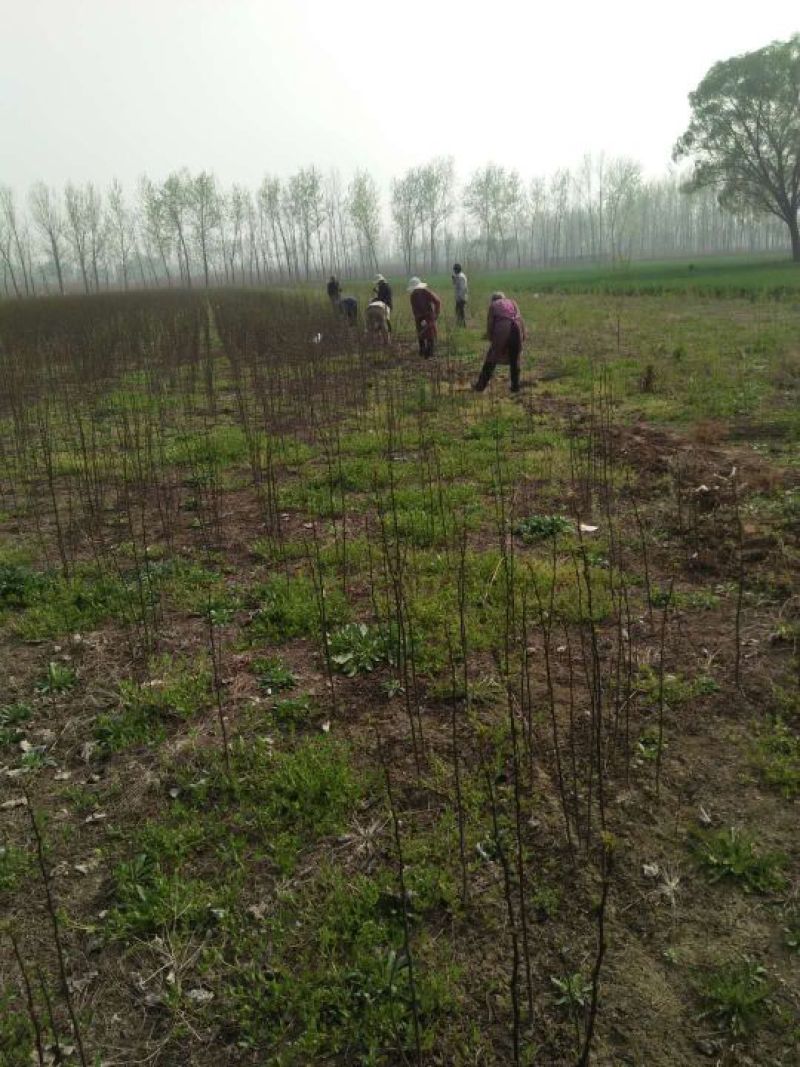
[
  {"left": 287, "top": 167, "right": 326, "bottom": 279},
  {"left": 348, "top": 170, "right": 381, "bottom": 273},
  {"left": 138, "top": 176, "right": 174, "bottom": 285},
  {"left": 190, "top": 171, "right": 220, "bottom": 288},
  {"left": 506, "top": 170, "right": 526, "bottom": 267},
  {"left": 391, "top": 167, "right": 425, "bottom": 273},
  {"left": 605, "top": 158, "right": 642, "bottom": 261},
  {"left": 243, "top": 188, "right": 260, "bottom": 283},
  {"left": 0, "top": 186, "right": 34, "bottom": 296},
  {"left": 324, "top": 170, "right": 351, "bottom": 278},
  {"left": 548, "top": 169, "right": 570, "bottom": 263},
  {"left": 419, "top": 156, "right": 454, "bottom": 272},
  {"left": 0, "top": 204, "right": 22, "bottom": 297},
  {"left": 228, "top": 185, "right": 248, "bottom": 283},
  {"left": 106, "top": 179, "right": 135, "bottom": 289},
  {"left": 84, "top": 184, "right": 106, "bottom": 291},
  {"left": 259, "top": 176, "right": 295, "bottom": 279},
  {"left": 29, "top": 182, "right": 67, "bottom": 293},
  {"left": 577, "top": 153, "right": 607, "bottom": 259},
  {"left": 64, "top": 183, "right": 92, "bottom": 294},
  {"left": 464, "top": 164, "right": 517, "bottom": 266},
  {"left": 162, "top": 170, "right": 193, "bottom": 286}
]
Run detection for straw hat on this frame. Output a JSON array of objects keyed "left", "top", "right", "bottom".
[
  {"left": 375, "top": 273, "right": 385, "bottom": 282},
  {"left": 407, "top": 276, "right": 426, "bottom": 292}
]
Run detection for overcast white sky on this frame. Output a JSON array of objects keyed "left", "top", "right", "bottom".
[{"left": 1, "top": 0, "right": 798, "bottom": 195}]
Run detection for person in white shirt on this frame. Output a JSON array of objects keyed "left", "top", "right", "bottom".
[{"left": 451, "top": 262, "right": 468, "bottom": 326}]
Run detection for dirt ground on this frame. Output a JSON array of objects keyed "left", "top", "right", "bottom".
[{"left": 1, "top": 328, "right": 799, "bottom": 1066}]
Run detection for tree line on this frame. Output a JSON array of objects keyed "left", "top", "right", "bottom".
[{"left": 0, "top": 155, "right": 791, "bottom": 298}]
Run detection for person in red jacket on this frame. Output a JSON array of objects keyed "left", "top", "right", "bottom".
[
  {"left": 407, "top": 276, "right": 442, "bottom": 358},
  {"left": 473, "top": 292, "right": 526, "bottom": 393}
]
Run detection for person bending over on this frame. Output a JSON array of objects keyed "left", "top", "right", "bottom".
[
  {"left": 407, "top": 276, "right": 442, "bottom": 358},
  {"left": 473, "top": 292, "right": 525, "bottom": 393},
  {"left": 338, "top": 296, "right": 358, "bottom": 324},
  {"left": 373, "top": 274, "right": 393, "bottom": 310},
  {"left": 365, "top": 299, "right": 391, "bottom": 344}
]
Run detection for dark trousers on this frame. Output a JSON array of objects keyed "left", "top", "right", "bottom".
[
  {"left": 455, "top": 299, "right": 466, "bottom": 326},
  {"left": 416, "top": 323, "right": 435, "bottom": 358},
  {"left": 474, "top": 325, "right": 521, "bottom": 392}
]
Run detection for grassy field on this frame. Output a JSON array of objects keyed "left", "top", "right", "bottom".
[
  {"left": 0, "top": 266, "right": 798, "bottom": 1066},
  {"left": 404, "top": 253, "right": 800, "bottom": 298}
]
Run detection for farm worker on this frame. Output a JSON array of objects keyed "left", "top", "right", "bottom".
[
  {"left": 373, "top": 274, "right": 393, "bottom": 310},
  {"left": 337, "top": 296, "right": 358, "bottom": 324},
  {"left": 327, "top": 275, "right": 341, "bottom": 305},
  {"left": 451, "top": 262, "right": 468, "bottom": 326},
  {"left": 372, "top": 274, "right": 393, "bottom": 335},
  {"left": 407, "top": 276, "right": 442, "bottom": 358},
  {"left": 472, "top": 292, "right": 525, "bottom": 393},
  {"left": 365, "top": 299, "right": 391, "bottom": 344}
]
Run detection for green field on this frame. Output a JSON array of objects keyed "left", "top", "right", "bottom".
[
  {"left": 462, "top": 254, "right": 800, "bottom": 297},
  {"left": 344, "top": 253, "right": 800, "bottom": 301},
  {"left": 0, "top": 265, "right": 798, "bottom": 1065}
]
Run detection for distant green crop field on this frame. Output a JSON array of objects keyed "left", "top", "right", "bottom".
[
  {"left": 349, "top": 254, "right": 800, "bottom": 301},
  {"left": 471, "top": 255, "right": 800, "bottom": 298}
]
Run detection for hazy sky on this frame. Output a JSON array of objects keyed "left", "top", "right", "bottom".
[{"left": 2, "top": 0, "right": 798, "bottom": 195}]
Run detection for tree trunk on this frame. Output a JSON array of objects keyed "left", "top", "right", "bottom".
[
  {"left": 788, "top": 212, "right": 800, "bottom": 262},
  {"left": 50, "top": 235, "right": 64, "bottom": 294},
  {"left": 1, "top": 249, "right": 21, "bottom": 297},
  {"left": 78, "top": 253, "right": 90, "bottom": 294}
]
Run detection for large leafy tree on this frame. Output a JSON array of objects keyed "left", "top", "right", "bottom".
[{"left": 674, "top": 34, "right": 800, "bottom": 261}]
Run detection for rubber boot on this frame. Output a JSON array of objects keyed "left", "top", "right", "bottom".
[
  {"left": 472, "top": 361, "right": 495, "bottom": 391},
  {"left": 510, "top": 354, "right": 520, "bottom": 393}
]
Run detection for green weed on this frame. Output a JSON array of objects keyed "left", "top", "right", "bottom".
[
  {"left": 515, "top": 514, "right": 573, "bottom": 542},
  {"left": 696, "top": 958, "right": 771, "bottom": 1037},
  {"left": 0, "top": 844, "right": 31, "bottom": 896},
  {"left": 249, "top": 573, "right": 349, "bottom": 643},
  {"left": 0, "top": 703, "right": 32, "bottom": 748},
  {"left": 250, "top": 535, "right": 309, "bottom": 563},
  {"left": 165, "top": 425, "right": 249, "bottom": 469},
  {"left": 0, "top": 991, "right": 33, "bottom": 1065},
  {"left": 753, "top": 718, "right": 800, "bottom": 798},
  {"left": 95, "top": 657, "right": 211, "bottom": 752},
  {"left": 691, "top": 827, "right": 786, "bottom": 893},
  {"left": 107, "top": 851, "right": 222, "bottom": 941},
  {"left": 0, "top": 562, "right": 43, "bottom": 610},
  {"left": 18, "top": 748, "right": 56, "bottom": 771},
  {"left": 36, "top": 660, "right": 77, "bottom": 694},
  {"left": 271, "top": 695, "right": 318, "bottom": 734},
  {"left": 426, "top": 673, "right": 502, "bottom": 707},
  {"left": 637, "top": 728, "right": 665, "bottom": 762},
  {"left": 637, "top": 667, "right": 719, "bottom": 706},
  {"left": 551, "top": 972, "right": 592, "bottom": 1014},
  {"left": 13, "top": 569, "right": 139, "bottom": 640},
  {"left": 531, "top": 881, "right": 562, "bottom": 919},
  {"left": 329, "top": 623, "right": 390, "bottom": 676},
  {"left": 253, "top": 656, "right": 296, "bottom": 692},
  {"left": 213, "top": 864, "right": 453, "bottom": 1060},
  {"left": 171, "top": 736, "right": 364, "bottom": 874},
  {"left": 161, "top": 559, "right": 239, "bottom": 616}
]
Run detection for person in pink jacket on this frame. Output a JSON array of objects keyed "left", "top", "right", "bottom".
[{"left": 472, "top": 292, "right": 526, "bottom": 393}]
